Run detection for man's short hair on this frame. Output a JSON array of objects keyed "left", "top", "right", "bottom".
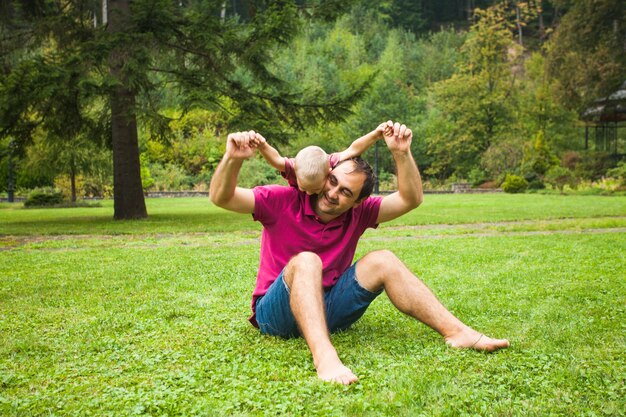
[
  {"left": 335, "top": 157, "right": 377, "bottom": 201},
  {"left": 294, "top": 146, "right": 329, "bottom": 182}
]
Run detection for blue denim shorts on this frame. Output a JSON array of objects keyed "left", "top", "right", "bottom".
[{"left": 255, "top": 262, "right": 382, "bottom": 338}]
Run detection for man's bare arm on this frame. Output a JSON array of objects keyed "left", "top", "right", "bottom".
[
  {"left": 209, "top": 131, "right": 256, "bottom": 214},
  {"left": 337, "top": 121, "right": 392, "bottom": 161},
  {"left": 376, "top": 122, "right": 423, "bottom": 224}
]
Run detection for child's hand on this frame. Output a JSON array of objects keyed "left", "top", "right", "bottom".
[
  {"left": 250, "top": 132, "right": 267, "bottom": 149},
  {"left": 377, "top": 120, "right": 394, "bottom": 139}
]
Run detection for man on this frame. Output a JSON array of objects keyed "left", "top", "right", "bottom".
[{"left": 209, "top": 122, "right": 509, "bottom": 385}]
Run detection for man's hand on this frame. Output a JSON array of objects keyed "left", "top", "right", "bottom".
[
  {"left": 383, "top": 121, "right": 412, "bottom": 154},
  {"left": 226, "top": 131, "right": 258, "bottom": 160}
]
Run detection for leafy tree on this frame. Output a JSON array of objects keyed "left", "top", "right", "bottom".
[
  {"left": 424, "top": 3, "right": 522, "bottom": 178},
  {"left": 520, "top": 130, "right": 559, "bottom": 180},
  {"left": 516, "top": 52, "right": 579, "bottom": 153},
  {"left": 24, "top": 129, "right": 111, "bottom": 202},
  {"left": 0, "top": 137, "right": 53, "bottom": 194},
  {"left": 546, "top": 0, "right": 626, "bottom": 110},
  {"left": 1, "top": 0, "right": 363, "bottom": 219}
]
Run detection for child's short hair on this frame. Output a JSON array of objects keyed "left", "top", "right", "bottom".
[{"left": 294, "top": 146, "right": 329, "bottom": 182}]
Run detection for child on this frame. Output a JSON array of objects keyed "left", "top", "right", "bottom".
[{"left": 253, "top": 122, "right": 392, "bottom": 195}]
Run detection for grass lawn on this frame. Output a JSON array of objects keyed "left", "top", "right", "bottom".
[{"left": 1, "top": 194, "right": 625, "bottom": 416}]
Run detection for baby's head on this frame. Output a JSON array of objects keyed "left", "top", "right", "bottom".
[{"left": 294, "top": 146, "right": 330, "bottom": 195}]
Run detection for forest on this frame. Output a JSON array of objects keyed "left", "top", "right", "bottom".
[{"left": 1, "top": 0, "right": 625, "bottom": 218}]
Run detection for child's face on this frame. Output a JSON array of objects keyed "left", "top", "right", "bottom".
[{"left": 297, "top": 176, "right": 325, "bottom": 195}]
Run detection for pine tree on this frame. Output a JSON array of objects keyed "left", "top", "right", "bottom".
[{"left": 0, "top": 0, "right": 360, "bottom": 219}]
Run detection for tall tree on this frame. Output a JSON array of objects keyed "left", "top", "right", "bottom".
[
  {"left": 107, "top": 0, "right": 146, "bottom": 218},
  {"left": 1, "top": 0, "right": 361, "bottom": 219},
  {"left": 546, "top": 0, "right": 626, "bottom": 110},
  {"left": 424, "top": 3, "right": 521, "bottom": 178}
]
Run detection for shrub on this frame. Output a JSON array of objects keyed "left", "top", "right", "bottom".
[
  {"left": 574, "top": 152, "right": 620, "bottom": 181},
  {"left": 24, "top": 190, "right": 65, "bottom": 207},
  {"left": 376, "top": 170, "right": 397, "bottom": 192},
  {"left": 606, "top": 160, "right": 626, "bottom": 185},
  {"left": 561, "top": 151, "right": 582, "bottom": 170},
  {"left": 468, "top": 167, "right": 489, "bottom": 187},
  {"left": 545, "top": 166, "right": 577, "bottom": 192},
  {"left": 521, "top": 131, "right": 559, "bottom": 178},
  {"left": 238, "top": 157, "right": 284, "bottom": 188},
  {"left": 527, "top": 179, "right": 546, "bottom": 190},
  {"left": 502, "top": 174, "right": 528, "bottom": 193}
]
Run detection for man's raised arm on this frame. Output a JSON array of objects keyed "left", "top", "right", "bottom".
[
  {"left": 376, "top": 122, "right": 423, "bottom": 224},
  {"left": 209, "top": 131, "right": 257, "bottom": 214}
]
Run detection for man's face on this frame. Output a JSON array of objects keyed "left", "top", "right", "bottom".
[{"left": 315, "top": 161, "right": 365, "bottom": 217}]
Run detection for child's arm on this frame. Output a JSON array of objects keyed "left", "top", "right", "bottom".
[
  {"left": 337, "top": 121, "right": 393, "bottom": 161},
  {"left": 252, "top": 134, "right": 286, "bottom": 171}
]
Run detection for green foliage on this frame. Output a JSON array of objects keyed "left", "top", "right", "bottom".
[
  {"left": 238, "top": 157, "right": 285, "bottom": 188},
  {"left": 2, "top": 0, "right": 621, "bottom": 198},
  {"left": 573, "top": 152, "right": 621, "bottom": 181},
  {"left": 145, "top": 163, "right": 195, "bottom": 191},
  {"left": 546, "top": 0, "right": 626, "bottom": 110},
  {"left": 502, "top": 174, "right": 528, "bottom": 193},
  {"left": 23, "top": 189, "right": 64, "bottom": 207},
  {"left": 139, "top": 109, "right": 225, "bottom": 191},
  {"left": 23, "top": 127, "right": 111, "bottom": 200},
  {"left": 1, "top": 0, "right": 366, "bottom": 219},
  {"left": 606, "top": 160, "right": 626, "bottom": 186},
  {"left": 544, "top": 165, "right": 577, "bottom": 192},
  {"left": 467, "top": 167, "right": 489, "bottom": 187},
  {"left": 425, "top": 3, "right": 521, "bottom": 178},
  {"left": 480, "top": 137, "right": 525, "bottom": 180},
  {"left": 527, "top": 179, "right": 545, "bottom": 190},
  {"left": 140, "top": 154, "right": 155, "bottom": 191},
  {"left": 521, "top": 131, "right": 560, "bottom": 179},
  {"left": 516, "top": 53, "right": 580, "bottom": 154}
]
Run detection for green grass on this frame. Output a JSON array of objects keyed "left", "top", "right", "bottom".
[
  {"left": 1, "top": 193, "right": 625, "bottom": 235},
  {"left": 1, "top": 194, "right": 625, "bottom": 416}
]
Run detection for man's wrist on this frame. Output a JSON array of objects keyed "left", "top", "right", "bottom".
[
  {"left": 223, "top": 153, "right": 247, "bottom": 165},
  {"left": 391, "top": 149, "right": 412, "bottom": 160}
]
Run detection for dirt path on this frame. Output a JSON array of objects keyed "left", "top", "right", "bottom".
[{"left": 1, "top": 218, "right": 625, "bottom": 251}]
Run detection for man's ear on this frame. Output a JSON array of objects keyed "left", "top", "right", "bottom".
[{"left": 352, "top": 197, "right": 364, "bottom": 208}]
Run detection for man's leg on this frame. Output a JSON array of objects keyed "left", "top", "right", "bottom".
[
  {"left": 355, "top": 250, "right": 510, "bottom": 352},
  {"left": 283, "top": 252, "right": 358, "bottom": 385}
]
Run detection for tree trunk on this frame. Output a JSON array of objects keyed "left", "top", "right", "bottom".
[
  {"left": 516, "top": 6, "right": 523, "bottom": 45},
  {"left": 70, "top": 161, "right": 77, "bottom": 202},
  {"left": 538, "top": 0, "right": 545, "bottom": 41},
  {"left": 108, "top": 0, "right": 147, "bottom": 219}
]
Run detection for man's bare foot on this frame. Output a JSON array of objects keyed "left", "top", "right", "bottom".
[
  {"left": 445, "top": 328, "right": 510, "bottom": 352},
  {"left": 315, "top": 354, "right": 358, "bottom": 385}
]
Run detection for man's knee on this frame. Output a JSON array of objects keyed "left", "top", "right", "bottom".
[
  {"left": 357, "top": 250, "right": 404, "bottom": 287},
  {"left": 284, "top": 252, "right": 323, "bottom": 287},
  {"left": 289, "top": 251, "right": 323, "bottom": 269},
  {"left": 360, "top": 250, "right": 402, "bottom": 272}
]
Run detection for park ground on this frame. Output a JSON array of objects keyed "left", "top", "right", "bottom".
[{"left": 0, "top": 194, "right": 625, "bottom": 416}]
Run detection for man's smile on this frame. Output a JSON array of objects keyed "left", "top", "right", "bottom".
[{"left": 322, "top": 193, "right": 338, "bottom": 206}]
